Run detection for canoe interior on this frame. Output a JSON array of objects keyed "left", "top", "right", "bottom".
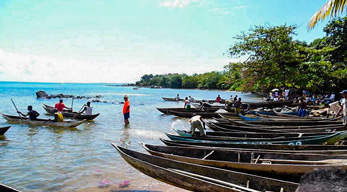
[
  {"left": 112, "top": 144, "right": 299, "bottom": 192},
  {"left": 0, "top": 126, "right": 11, "bottom": 135}
]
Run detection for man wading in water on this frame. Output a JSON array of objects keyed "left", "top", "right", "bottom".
[{"left": 123, "top": 95, "right": 130, "bottom": 125}]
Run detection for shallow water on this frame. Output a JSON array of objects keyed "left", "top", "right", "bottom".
[{"left": 0, "top": 82, "right": 261, "bottom": 191}]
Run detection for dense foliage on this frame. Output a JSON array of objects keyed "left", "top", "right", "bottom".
[{"left": 136, "top": 17, "right": 347, "bottom": 93}]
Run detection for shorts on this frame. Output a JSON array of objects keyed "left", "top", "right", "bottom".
[
  {"left": 186, "top": 105, "right": 191, "bottom": 112},
  {"left": 124, "top": 112, "right": 130, "bottom": 119}
]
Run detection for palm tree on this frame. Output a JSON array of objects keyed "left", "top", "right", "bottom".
[{"left": 309, "top": 0, "right": 347, "bottom": 28}]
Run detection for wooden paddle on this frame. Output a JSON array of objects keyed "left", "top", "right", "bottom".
[
  {"left": 11, "top": 99, "right": 23, "bottom": 122},
  {"left": 71, "top": 104, "right": 86, "bottom": 120}
]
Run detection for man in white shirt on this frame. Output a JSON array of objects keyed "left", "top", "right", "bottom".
[
  {"left": 189, "top": 115, "right": 206, "bottom": 136},
  {"left": 337, "top": 90, "right": 347, "bottom": 125},
  {"left": 80, "top": 101, "right": 93, "bottom": 115}
]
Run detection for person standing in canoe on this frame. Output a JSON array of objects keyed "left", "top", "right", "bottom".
[
  {"left": 80, "top": 102, "right": 93, "bottom": 115},
  {"left": 184, "top": 97, "right": 191, "bottom": 112},
  {"left": 337, "top": 90, "right": 347, "bottom": 125},
  {"left": 298, "top": 98, "right": 307, "bottom": 117},
  {"left": 123, "top": 95, "right": 130, "bottom": 125},
  {"left": 175, "top": 94, "right": 180, "bottom": 101},
  {"left": 55, "top": 99, "right": 71, "bottom": 112},
  {"left": 234, "top": 98, "right": 242, "bottom": 114},
  {"left": 189, "top": 115, "right": 206, "bottom": 137},
  {"left": 17, "top": 105, "right": 40, "bottom": 120}
]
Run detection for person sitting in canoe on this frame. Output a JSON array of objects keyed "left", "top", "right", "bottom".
[
  {"left": 53, "top": 109, "right": 64, "bottom": 122},
  {"left": 17, "top": 105, "right": 40, "bottom": 120},
  {"left": 175, "top": 94, "right": 180, "bottom": 101},
  {"left": 216, "top": 95, "right": 221, "bottom": 103},
  {"left": 184, "top": 97, "right": 191, "bottom": 112},
  {"left": 55, "top": 99, "right": 71, "bottom": 112},
  {"left": 188, "top": 115, "right": 206, "bottom": 137},
  {"left": 80, "top": 102, "right": 93, "bottom": 115}
]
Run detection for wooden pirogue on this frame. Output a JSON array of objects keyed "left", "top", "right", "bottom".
[
  {"left": 169, "top": 111, "right": 239, "bottom": 118},
  {"left": 156, "top": 107, "right": 219, "bottom": 114},
  {"left": 239, "top": 114, "right": 340, "bottom": 122},
  {"left": 1, "top": 113, "right": 86, "bottom": 128},
  {"left": 159, "top": 138, "right": 347, "bottom": 155},
  {"left": 160, "top": 138, "right": 347, "bottom": 150},
  {"left": 207, "top": 122, "right": 346, "bottom": 133},
  {"left": 0, "top": 126, "right": 11, "bottom": 135},
  {"left": 165, "top": 132, "right": 346, "bottom": 145},
  {"left": 140, "top": 143, "right": 347, "bottom": 182},
  {"left": 168, "top": 130, "right": 344, "bottom": 143},
  {"left": 162, "top": 97, "right": 184, "bottom": 101},
  {"left": 228, "top": 118, "right": 342, "bottom": 126},
  {"left": 112, "top": 144, "right": 299, "bottom": 192},
  {"left": 173, "top": 129, "right": 336, "bottom": 139},
  {"left": 0, "top": 184, "right": 21, "bottom": 192},
  {"left": 42, "top": 104, "right": 100, "bottom": 120}
]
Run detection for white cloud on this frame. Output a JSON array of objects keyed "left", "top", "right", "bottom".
[
  {"left": 159, "top": 0, "right": 199, "bottom": 8},
  {"left": 0, "top": 49, "right": 228, "bottom": 83}
]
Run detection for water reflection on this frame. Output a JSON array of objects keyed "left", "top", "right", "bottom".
[{"left": 120, "top": 125, "right": 131, "bottom": 148}]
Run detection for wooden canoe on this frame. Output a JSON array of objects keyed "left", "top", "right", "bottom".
[
  {"left": 42, "top": 104, "right": 100, "bottom": 120},
  {"left": 169, "top": 111, "right": 239, "bottom": 118},
  {"left": 173, "top": 129, "right": 335, "bottom": 139},
  {"left": 1, "top": 113, "right": 86, "bottom": 128},
  {"left": 0, "top": 126, "right": 11, "bottom": 135},
  {"left": 239, "top": 114, "right": 340, "bottom": 122},
  {"left": 170, "top": 130, "right": 338, "bottom": 142},
  {"left": 141, "top": 143, "right": 347, "bottom": 182},
  {"left": 112, "top": 144, "right": 299, "bottom": 192},
  {"left": 230, "top": 118, "right": 342, "bottom": 126},
  {"left": 156, "top": 107, "right": 219, "bottom": 114},
  {"left": 207, "top": 122, "right": 347, "bottom": 134},
  {"left": 159, "top": 138, "right": 347, "bottom": 155},
  {"left": 0, "top": 184, "right": 21, "bottom": 192},
  {"left": 162, "top": 97, "right": 184, "bottom": 101},
  {"left": 160, "top": 138, "right": 347, "bottom": 150},
  {"left": 165, "top": 132, "right": 346, "bottom": 145}
]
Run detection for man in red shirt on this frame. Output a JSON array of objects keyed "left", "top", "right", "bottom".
[
  {"left": 55, "top": 99, "right": 71, "bottom": 112},
  {"left": 123, "top": 95, "right": 130, "bottom": 125}
]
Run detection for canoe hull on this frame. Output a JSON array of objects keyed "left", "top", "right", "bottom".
[
  {"left": 42, "top": 104, "right": 100, "bottom": 120},
  {"left": 1, "top": 113, "right": 86, "bottom": 128},
  {"left": 0, "top": 126, "right": 11, "bottom": 135}
]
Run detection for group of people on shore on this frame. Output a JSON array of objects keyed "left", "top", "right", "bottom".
[{"left": 268, "top": 88, "right": 336, "bottom": 105}]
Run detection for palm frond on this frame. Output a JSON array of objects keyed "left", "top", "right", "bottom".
[{"left": 308, "top": 0, "right": 347, "bottom": 29}]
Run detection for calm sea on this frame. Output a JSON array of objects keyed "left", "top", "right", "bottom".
[{"left": 0, "top": 82, "right": 261, "bottom": 191}]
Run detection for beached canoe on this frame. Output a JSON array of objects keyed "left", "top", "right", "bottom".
[
  {"left": 156, "top": 107, "right": 219, "bottom": 114},
  {"left": 165, "top": 132, "right": 346, "bottom": 145},
  {"left": 42, "top": 104, "right": 100, "bottom": 120},
  {"left": 170, "top": 130, "right": 338, "bottom": 142},
  {"left": 231, "top": 117, "right": 342, "bottom": 126},
  {"left": 112, "top": 144, "right": 299, "bottom": 192},
  {"left": 173, "top": 129, "right": 335, "bottom": 139},
  {"left": 169, "top": 111, "right": 239, "bottom": 118},
  {"left": 0, "top": 184, "right": 21, "bottom": 192},
  {"left": 159, "top": 138, "right": 347, "bottom": 155},
  {"left": 0, "top": 126, "right": 11, "bottom": 135},
  {"left": 160, "top": 138, "right": 347, "bottom": 150},
  {"left": 1, "top": 113, "right": 86, "bottom": 128},
  {"left": 239, "top": 114, "right": 340, "bottom": 122},
  {"left": 141, "top": 143, "right": 347, "bottom": 182},
  {"left": 209, "top": 122, "right": 347, "bottom": 134}
]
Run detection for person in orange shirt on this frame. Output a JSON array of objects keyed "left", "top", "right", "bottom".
[{"left": 123, "top": 95, "right": 130, "bottom": 125}]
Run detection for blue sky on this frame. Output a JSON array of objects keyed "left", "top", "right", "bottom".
[{"left": 0, "top": 0, "right": 335, "bottom": 83}]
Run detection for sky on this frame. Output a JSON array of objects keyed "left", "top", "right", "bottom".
[{"left": 0, "top": 0, "right": 337, "bottom": 83}]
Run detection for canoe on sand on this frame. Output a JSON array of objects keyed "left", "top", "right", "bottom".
[
  {"left": 140, "top": 143, "right": 347, "bottom": 182},
  {"left": 156, "top": 107, "right": 219, "bottom": 114},
  {"left": 42, "top": 104, "right": 100, "bottom": 120},
  {"left": 1, "top": 113, "right": 86, "bottom": 128},
  {"left": 112, "top": 144, "right": 299, "bottom": 192}
]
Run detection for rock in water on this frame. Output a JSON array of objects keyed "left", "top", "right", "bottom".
[{"left": 36, "top": 90, "right": 49, "bottom": 98}]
